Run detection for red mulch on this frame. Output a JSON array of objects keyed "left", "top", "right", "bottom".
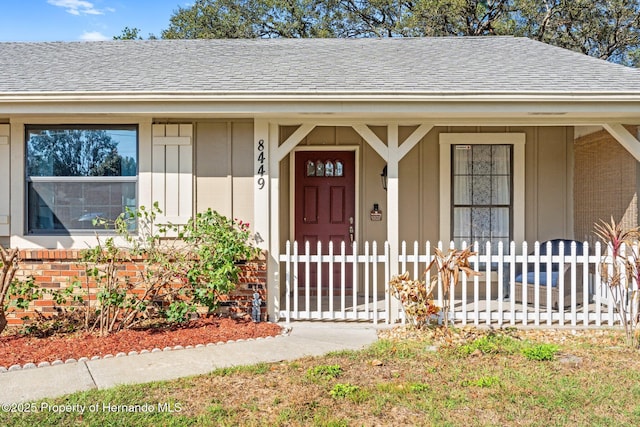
[{"left": 0, "top": 317, "right": 282, "bottom": 368}]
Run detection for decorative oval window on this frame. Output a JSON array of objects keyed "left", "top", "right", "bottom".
[
  {"left": 335, "top": 160, "right": 344, "bottom": 177},
  {"left": 306, "top": 160, "right": 315, "bottom": 176},
  {"left": 315, "top": 160, "right": 325, "bottom": 176},
  {"left": 325, "top": 160, "right": 334, "bottom": 176}
]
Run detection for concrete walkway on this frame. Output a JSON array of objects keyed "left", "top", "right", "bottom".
[{"left": 0, "top": 322, "right": 380, "bottom": 404}]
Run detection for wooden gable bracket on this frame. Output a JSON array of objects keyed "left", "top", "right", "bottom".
[
  {"left": 275, "top": 123, "right": 316, "bottom": 162},
  {"left": 603, "top": 123, "right": 640, "bottom": 162},
  {"left": 352, "top": 123, "right": 434, "bottom": 162}
]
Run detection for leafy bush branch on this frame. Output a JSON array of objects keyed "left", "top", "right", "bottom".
[
  {"left": 390, "top": 246, "right": 479, "bottom": 329},
  {"left": 389, "top": 271, "right": 439, "bottom": 328},
  {"left": 427, "top": 246, "right": 480, "bottom": 327},
  {"left": 1, "top": 245, "right": 86, "bottom": 335},
  {"left": 84, "top": 203, "right": 259, "bottom": 334},
  {"left": 595, "top": 217, "right": 640, "bottom": 348}
]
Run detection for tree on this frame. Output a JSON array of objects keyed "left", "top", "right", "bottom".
[
  {"left": 113, "top": 26, "right": 158, "bottom": 40},
  {"left": 27, "top": 130, "right": 131, "bottom": 177},
  {"left": 161, "top": 0, "right": 266, "bottom": 38},
  {"left": 513, "top": 0, "right": 640, "bottom": 66},
  {"left": 117, "top": 0, "right": 640, "bottom": 66},
  {"left": 337, "top": 0, "right": 513, "bottom": 37},
  {"left": 114, "top": 26, "right": 143, "bottom": 40},
  {"left": 161, "top": 0, "right": 342, "bottom": 38}
]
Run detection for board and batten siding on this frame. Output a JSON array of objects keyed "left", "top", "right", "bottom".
[
  {"left": 277, "top": 125, "right": 574, "bottom": 248},
  {"left": 195, "top": 121, "right": 254, "bottom": 226},
  {"left": 277, "top": 125, "right": 387, "bottom": 251},
  {"left": 152, "top": 124, "right": 193, "bottom": 225},
  {"left": 0, "top": 124, "right": 9, "bottom": 236},
  {"left": 399, "top": 126, "right": 574, "bottom": 244}
]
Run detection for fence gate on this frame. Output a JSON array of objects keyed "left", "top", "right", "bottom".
[{"left": 279, "top": 241, "right": 397, "bottom": 323}]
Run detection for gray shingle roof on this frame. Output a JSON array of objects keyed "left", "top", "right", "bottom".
[{"left": 2, "top": 36, "right": 640, "bottom": 96}]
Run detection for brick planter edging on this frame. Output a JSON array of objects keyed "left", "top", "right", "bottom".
[
  {"left": 0, "top": 330, "right": 290, "bottom": 373},
  {"left": 6, "top": 249, "right": 268, "bottom": 326}
]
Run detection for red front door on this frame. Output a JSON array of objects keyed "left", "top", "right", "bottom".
[{"left": 295, "top": 151, "right": 355, "bottom": 293}]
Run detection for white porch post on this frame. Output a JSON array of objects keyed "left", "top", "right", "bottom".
[
  {"left": 262, "top": 122, "right": 316, "bottom": 322},
  {"left": 254, "top": 119, "right": 275, "bottom": 320},
  {"left": 253, "top": 119, "right": 270, "bottom": 251},
  {"left": 267, "top": 123, "right": 280, "bottom": 321},
  {"left": 353, "top": 123, "right": 433, "bottom": 323},
  {"left": 387, "top": 124, "right": 434, "bottom": 322},
  {"left": 387, "top": 124, "right": 401, "bottom": 322}
]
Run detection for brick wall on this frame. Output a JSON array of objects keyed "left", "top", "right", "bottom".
[
  {"left": 6, "top": 249, "right": 268, "bottom": 326},
  {"left": 574, "top": 128, "right": 640, "bottom": 242}
]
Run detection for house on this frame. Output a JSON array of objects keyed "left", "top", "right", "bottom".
[{"left": 1, "top": 37, "right": 640, "bottom": 324}]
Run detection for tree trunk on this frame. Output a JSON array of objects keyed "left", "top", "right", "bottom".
[
  {"left": 0, "top": 310, "right": 7, "bottom": 334},
  {"left": 0, "top": 246, "right": 19, "bottom": 334}
]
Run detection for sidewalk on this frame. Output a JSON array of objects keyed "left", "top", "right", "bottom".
[{"left": 0, "top": 322, "right": 381, "bottom": 404}]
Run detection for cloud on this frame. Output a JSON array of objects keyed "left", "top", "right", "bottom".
[
  {"left": 79, "top": 31, "right": 109, "bottom": 41},
  {"left": 47, "top": 0, "right": 105, "bottom": 16}
]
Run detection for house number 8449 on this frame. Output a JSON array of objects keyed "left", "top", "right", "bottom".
[{"left": 256, "top": 139, "right": 266, "bottom": 190}]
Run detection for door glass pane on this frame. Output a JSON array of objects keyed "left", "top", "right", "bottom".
[
  {"left": 335, "top": 161, "right": 343, "bottom": 176},
  {"left": 306, "top": 160, "right": 315, "bottom": 176},
  {"left": 325, "top": 160, "right": 334, "bottom": 176},
  {"left": 315, "top": 160, "right": 324, "bottom": 176}
]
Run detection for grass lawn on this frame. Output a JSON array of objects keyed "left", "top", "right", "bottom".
[{"left": 2, "top": 327, "right": 640, "bottom": 426}]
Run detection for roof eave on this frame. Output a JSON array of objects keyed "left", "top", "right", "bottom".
[{"left": 3, "top": 91, "right": 640, "bottom": 103}]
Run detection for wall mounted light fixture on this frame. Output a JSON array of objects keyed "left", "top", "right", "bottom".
[{"left": 381, "top": 165, "right": 387, "bottom": 191}]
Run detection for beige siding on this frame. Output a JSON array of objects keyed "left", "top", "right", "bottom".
[
  {"left": 231, "top": 122, "right": 254, "bottom": 223},
  {"left": 362, "top": 141, "right": 386, "bottom": 244},
  {"left": 574, "top": 128, "right": 639, "bottom": 241},
  {"left": 532, "top": 127, "right": 574, "bottom": 241},
  {"left": 278, "top": 124, "right": 574, "bottom": 248},
  {"left": 195, "top": 121, "right": 254, "bottom": 226},
  {"left": 152, "top": 124, "right": 193, "bottom": 226},
  {"left": 403, "top": 126, "right": 574, "bottom": 244},
  {"left": 0, "top": 124, "right": 9, "bottom": 236},
  {"left": 278, "top": 126, "right": 387, "bottom": 251}
]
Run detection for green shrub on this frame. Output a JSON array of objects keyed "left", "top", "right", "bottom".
[
  {"left": 462, "top": 376, "right": 500, "bottom": 388},
  {"left": 409, "top": 382, "right": 430, "bottom": 393},
  {"left": 84, "top": 203, "right": 258, "bottom": 334},
  {"left": 179, "top": 208, "right": 259, "bottom": 315},
  {"left": 306, "top": 364, "right": 343, "bottom": 381},
  {"left": 457, "top": 332, "right": 521, "bottom": 356},
  {"left": 522, "top": 343, "right": 559, "bottom": 361},
  {"left": 330, "top": 383, "right": 360, "bottom": 399}
]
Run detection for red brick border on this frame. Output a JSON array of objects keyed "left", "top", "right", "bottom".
[{"left": 6, "top": 250, "right": 268, "bottom": 326}]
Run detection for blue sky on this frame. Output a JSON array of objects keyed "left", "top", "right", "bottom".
[{"left": 0, "top": 0, "right": 192, "bottom": 42}]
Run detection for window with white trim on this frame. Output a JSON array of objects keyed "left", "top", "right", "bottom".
[
  {"left": 452, "top": 144, "right": 512, "bottom": 249},
  {"left": 25, "top": 125, "right": 138, "bottom": 233},
  {"left": 440, "top": 133, "right": 525, "bottom": 250}
]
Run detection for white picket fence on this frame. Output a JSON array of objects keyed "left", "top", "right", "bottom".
[{"left": 279, "top": 240, "right": 636, "bottom": 328}]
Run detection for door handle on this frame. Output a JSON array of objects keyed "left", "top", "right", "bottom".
[{"left": 349, "top": 217, "right": 354, "bottom": 242}]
